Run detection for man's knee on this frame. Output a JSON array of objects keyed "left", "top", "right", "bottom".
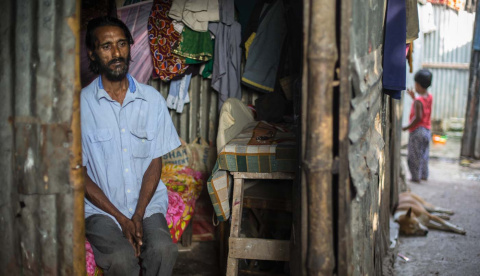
[
  {"left": 148, "top": 240, "right": 178, "bottom": 258},
  {"left": 102, "top": 244, "right": 138, "bottom": 274}
]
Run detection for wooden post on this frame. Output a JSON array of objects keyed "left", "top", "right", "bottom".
[
  {"left": 461, "top": 3, "right": 480, "bottom": 159},
  {"left": 304, "top": 0, "right": 337, "bottom": 274},
  {"left": 70, "top": 0, "right": 86, "bottom": 275},
  {"left": 461, "top": 51, "right": 480, "bottom": 158},
  {"left": 226, "top": 177, "right": 244, "bottom": 276},
  {"left": 337, "top": 0, "right": 353, "bottom": 274}
]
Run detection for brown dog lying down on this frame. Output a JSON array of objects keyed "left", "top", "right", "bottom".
[{"left": 394, "top": 192, "right": 466, "bottom": 236}]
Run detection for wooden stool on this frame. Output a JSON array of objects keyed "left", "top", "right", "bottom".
[{"left": 226, "top": 172, "right": 295, "bottom": 276}]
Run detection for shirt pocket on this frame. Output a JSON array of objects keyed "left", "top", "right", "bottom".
[
  {"left": 130, "top": 129, "right": 155, "bottom": 158},
  {"left": 87, "top": 128, "right": 114, "bottom": 160}
]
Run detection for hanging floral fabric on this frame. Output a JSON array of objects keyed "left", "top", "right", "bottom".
[{"left": 148, "top": 0, "right": 189, "bottom": 81}]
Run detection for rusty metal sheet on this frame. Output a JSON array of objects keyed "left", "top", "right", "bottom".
[
  {"left": 0, "top": 0, "right": 19, "bottom": 274},
  {"left": 350, "top": 48, "right": 383, "bottom": 98},
  {"left": 348, "top": 0, "right": 389, "bottom": 275},
  {"left": 1, "top": 0, "right": 80, "bottom": 274},
  {"left": 349, "top": 122, "right": 385, "bottom": 198},
  {"left": 17, "top": 193, "right": 75, "bottom": 276},
  {"left": 15, "top": 122, "right": 72, "bottom": 195},
  {"left": 349, "top": 78, "right": 382, "bottom": 144}
]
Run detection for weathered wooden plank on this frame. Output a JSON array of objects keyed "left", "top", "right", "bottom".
[
  {"left": 231, "top": 172, "right": 295, "bottom": 180},
  {"left": 226, "top": 177, "right": 244, "bottom": 276},
  {"left": 229, "top": 238, "right": 290, "bottom": 261},
  {"left": 422, "top": 62, "right": 470, "bottom": 70}
]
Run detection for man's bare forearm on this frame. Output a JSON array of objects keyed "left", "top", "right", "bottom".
[
  {"left": 84, "top": 168, "right": 129, "bottom": 224},
  {"left": 134, "top": 157, "right": 163, "bottom": 218}
]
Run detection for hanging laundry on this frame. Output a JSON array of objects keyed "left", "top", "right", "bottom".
[
  {"left": 382, "top": 0, "right": 406, "bottom": 100},
  {"left": 201, "top": 59, "right": 214, "bottom": 78},
  {"left": 420, "top": 2, "right": 437, "bottom": 34},
  {"left": 172, "top": 20, "right": 185, "bottom": 33},
  {"left": 241, "top": 0, "right": 287, "bottom": 93},
  {"left": 407, "top": 42, "right": 414, "bottom": 73},
  {"left": 172, "top": 26, "right": 214, "bottom": 63},
  {"left": 234, "top": 0, "right": 257, "bottom": 35},
  {"left": 207, "top": 0, "right": 242, "bottom": 110},
  {"left": 406, "top": 0, "right": 419, "bottom": 43},
  {"left": 148, "top": 0, "right": 189, "bottom": 82},
  {"left": 167, "top": 73, "right": 192, "bottom": 113},
  {"left": 169, "top": 0, "right": 220, "bottom": 32},
  {"left": 474, "top": 2, "right": 480, "bottom": 50},
  {"left": 219, "top": 0, "right": 235, "bottom": 25}
]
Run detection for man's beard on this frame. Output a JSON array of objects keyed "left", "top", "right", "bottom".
[{"left": 93, "top": 52, "right": 131, "bottom": 82}]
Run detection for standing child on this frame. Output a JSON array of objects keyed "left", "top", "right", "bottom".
[{"left": 402, "top": 69, "right": 433, "bottom": 182}]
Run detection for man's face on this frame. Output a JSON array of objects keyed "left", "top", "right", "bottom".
[{"left": 89, "top": 25, "right": 131, "bottom": 81}]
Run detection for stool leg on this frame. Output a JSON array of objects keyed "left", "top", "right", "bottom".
[{"left": 226, "top": 177, "right": 244, "bottom": 276}]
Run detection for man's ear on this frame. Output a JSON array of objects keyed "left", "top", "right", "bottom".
[
  {"left": 406, "top": 207, "right": 412, "bottom": 218},
  {"left": 88, "top": 50, "right": 95, "bottom": 61}
]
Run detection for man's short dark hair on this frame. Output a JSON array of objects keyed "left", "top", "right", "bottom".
[
  {"left": 85, "top": 16, "right": 134, "bottom": 74},
  {"left": 86, "top": 16, "right": 134, "bottom": 51},
  {"left": 414, "top": 69, "right": 433, "bottom": 89}
]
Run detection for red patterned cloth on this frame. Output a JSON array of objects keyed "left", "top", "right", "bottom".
[{"left": 148, "top": 0, "right": 189, "bottom": 81}]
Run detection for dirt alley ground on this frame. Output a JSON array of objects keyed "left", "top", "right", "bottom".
[{"left": 393, "top": 135, "right": 480, "bottom": 276}]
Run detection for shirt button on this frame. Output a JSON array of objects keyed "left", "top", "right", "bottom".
[
  {"left": 121, "top": 128, "right": 125, "bottom": 133},
  {"left": 142, "top": 139, "right": 145, "bottom": 143},
  {"left": 125, "top": 168, "right": 129, "bottom": 172},
  {"left": 127, "top": 189, "right": 131, "bottom": 193},
  {"left": 123, "top": 148, "right": 127, "bottom": 152},
  {"left": 129, "top": 208, "right": 133, "bottom": 212}
]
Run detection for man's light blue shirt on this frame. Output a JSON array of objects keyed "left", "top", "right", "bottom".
[{"left": 81, "top": 74, "right": 181, "bottom": 227}]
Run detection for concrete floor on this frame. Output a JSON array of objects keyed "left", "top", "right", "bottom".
[
  {"left": 173, "top": 241, "right": 221, "bottom": 276},
  {"left": 394, "top": 135, "right": 480, "bottom": 275}
]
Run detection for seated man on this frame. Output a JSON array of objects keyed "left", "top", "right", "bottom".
[{"left": 81, "top": 16, "right": 181, "bottom": 276}]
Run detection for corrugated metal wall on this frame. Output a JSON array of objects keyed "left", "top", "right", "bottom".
[
  {"left": 348, "top": 0, "right": 394, "bottom": 275},
  {"left": 149, "top": 78, "right": 258, "bottom": 144},
  {"left": 404, "top": 4, "right": 476, "bottom": 127},
  {"left": 0, "top": 0, "right": 83, "bottom": 275}
]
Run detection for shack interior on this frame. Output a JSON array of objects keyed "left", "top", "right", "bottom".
[{"left": 80, "top": 0, "right": 304, "bottom": 275}]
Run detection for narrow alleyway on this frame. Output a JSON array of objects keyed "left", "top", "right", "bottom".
[{"left": 394, "top": 135, "right": 480, "bottom": 275}]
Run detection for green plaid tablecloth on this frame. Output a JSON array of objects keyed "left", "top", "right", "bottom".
[{"left": 207, "top": 122, "right": 296, "bottom": 221}]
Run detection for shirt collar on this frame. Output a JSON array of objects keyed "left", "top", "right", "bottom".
[{"left": 96, "top": 74, "right": 146, "bottom": 102}]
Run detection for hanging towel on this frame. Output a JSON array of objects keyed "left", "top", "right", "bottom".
[
  {"left": 167, "top": 73, "right": 192, "bottom": 113},
  {"left": 382, "top": 0, "right": 406, "bottom": 100}
]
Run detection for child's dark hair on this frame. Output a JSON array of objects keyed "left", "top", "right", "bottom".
[{"left": 414, "top": 69, "right": 433, "bottom": 89}]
